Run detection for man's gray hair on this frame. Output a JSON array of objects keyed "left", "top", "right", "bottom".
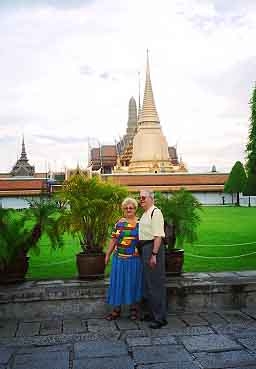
[{"left": 140, "top": 190, "right": 154, "bottom": 200}]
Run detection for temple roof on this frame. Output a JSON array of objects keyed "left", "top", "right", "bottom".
[
  {"left": 138, "top": 51, "right": 160, "bottom": 124},
  {"left": 10, "top": 136, "right": 35, "bottom": 177}
]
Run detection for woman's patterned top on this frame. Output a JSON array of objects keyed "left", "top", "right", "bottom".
[{"left": 111, "top": 220, "right": 139, "bottom": 259}]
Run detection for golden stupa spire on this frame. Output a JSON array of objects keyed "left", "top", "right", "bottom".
[{"left": 138, "top": 50, "right": 160, "bottom": 124}]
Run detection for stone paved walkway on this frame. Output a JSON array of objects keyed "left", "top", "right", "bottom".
[{"left": 1, "top": 309, "right": 256, "bottom": 368}]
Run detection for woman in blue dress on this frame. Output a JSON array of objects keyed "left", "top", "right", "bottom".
[{"left": 105, "top": 197, "right": 143, "bottom": 320}]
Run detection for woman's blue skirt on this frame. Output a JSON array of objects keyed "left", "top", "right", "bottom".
[{"left": 107, "top": 254, "right": 143, "bottom": 306}]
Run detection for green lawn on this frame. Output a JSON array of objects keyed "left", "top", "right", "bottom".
[
  {"left": 26, "top": 206, "right": 256, "bottom": 279},
  {"left": 183, "top": 206, "right": 256, "bottom": 272}
]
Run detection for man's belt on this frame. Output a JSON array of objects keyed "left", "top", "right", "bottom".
[{"left": 138, "top": 240, "right": 154, "bottom": 246}]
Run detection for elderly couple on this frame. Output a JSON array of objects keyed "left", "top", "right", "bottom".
[{"left": 105, "top": 190, "right": 167, "bottom": 329}]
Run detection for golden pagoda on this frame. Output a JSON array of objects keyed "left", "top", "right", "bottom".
[{"left": 128, "top": 52, "right": 181, "bottom": 173}]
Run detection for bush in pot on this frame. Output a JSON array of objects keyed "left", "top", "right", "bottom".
[
  {"left": 0, "top": 199, "right": 64, "bottom": 283},
  {"left": 58, "top": 173, "right": 128, "bottom": 279},
  {"left": 155, "top": 189, "right": 202, "bottom": 275}
]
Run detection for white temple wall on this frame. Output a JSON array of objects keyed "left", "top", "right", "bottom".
[
  {"left": 166, "top": 191, "right": 256, "bottom": 206},
  {"left": 0, "top": 196, "right": 38, "bottom": 209}
]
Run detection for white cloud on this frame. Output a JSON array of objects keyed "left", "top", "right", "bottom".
[{"left": 0, "top": 0, "right": 254, "bottom": 173}]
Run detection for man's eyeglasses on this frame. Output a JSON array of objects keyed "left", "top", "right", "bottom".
[{"left": 140, "top": 196, "right": 147, "bottom": 201}]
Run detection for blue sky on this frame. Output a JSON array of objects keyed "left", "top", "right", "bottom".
[{"left": 0, "top": 0, "right": 256, "bottom": 173}]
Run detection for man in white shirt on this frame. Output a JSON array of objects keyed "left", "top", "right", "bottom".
[{"left": 139, "top": 190, "right": 167, "bottom": 329}]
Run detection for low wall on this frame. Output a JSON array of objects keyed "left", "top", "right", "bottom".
[{"left": 0, "top": 271, "right": 256, "bottom": 319}]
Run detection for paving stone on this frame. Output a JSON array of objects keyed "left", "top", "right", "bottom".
[
  {"left": 137, "top": 362, "right": 202, "bottom": 369},
  {"left": 152, "top": 335, "right": 177, "bottom": 345},
  {"left": 0, "top": 331, "right": 119, "bottom": 347},
  {"left": 194, "top": 350, "right": 256, "bottom": 368},
  {"left": 62, "top": 319, "right": 87, "bottom": 334},
  {"left": 181, "top": 272, "right": 210, "bottom": 279},
  {"left": 37, "top": 280, "right": 65, "bottom": 285},
  {"left": 17, "top": 344, "right": 72, "bottom": 354},
  {"left": 238, "top": 337, "right": 256, "bottom": 351},
  {"left": 214, "top": 324, "right": 256, "bottom": 337},
  {"left": 209, "top": 272, "right": 237, "bottom": 278},
  {"left": 122, "top": 329, "right": 148, "bottom": 338},
  {"left": 87, "top": 319, "right": 116, "bottom": 333},
  {"left": 150, "top": 325, "right": 214, "bottom": 337},
  {"left": 237, "top": 271, "right": 256, "bottom": 277},
  {"left": 164, "top": 316, "right": 187, "bottom": 328},
  {"left": 0, "top": 348, "right": 15, "bottom": 364},
  {"left": 180, "top": 334, "right": 242, "bottom": 352},
  {"left": 0, "top": 320, "right": 18, "bottom": 337},
  {"left": 243, "top": 310, "right": 256, "bottom": 320},
  {"left": 179, "top": 313, "right": 209, "bottom": 326},
  {"left": 199, "top": 312, "right": 229, "bottom": 325},
  {"left": 40, "top": 320, "right": 62, "bottom": 335},
  {"left": 74, "top": 340, "right": 128, "bottom": 358},
  {"left": 16, "top": 322, "right": 40, "bottom": 337},
  {"left": 218, "top": 310, "right": 255, "bottom": 324},
  {"left": 73, "top": 356, "right": 135, "bottom": 369},
  {"left": 126, "top": 337, "right": 151, "bottom": 347},
  {"left": 225, "top": 367, "right": 256, "bottom": 369},
  {"left": 13, "top": 351, "right": 69, "bottom": 369},
  {"left": 115, "top": 319, "right": 138, "bottom": 330},
  {"left": 132, "top": 345, "right": 193, "bottom": 364}
]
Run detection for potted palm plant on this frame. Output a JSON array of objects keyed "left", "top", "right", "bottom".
[
  {"left": 155, "top": 189, "right": 202, "bottom": 275},
  {"left": 0, "top": 199, "right": 64, "bottom": 283},
  {"left": 59, "top": 173, "right": 128, "bottom": 279}
]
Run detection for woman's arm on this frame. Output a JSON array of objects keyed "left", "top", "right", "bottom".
[{"left": 105, "top": 239, "right": 116, "bottom": 265}]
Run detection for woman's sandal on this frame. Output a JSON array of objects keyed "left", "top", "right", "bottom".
[
  {"left": 105, "top": 309, "right": 121, "bottom": 321},
  {"left": 130, "top": 307, "right": 139, "bottom": 321}
]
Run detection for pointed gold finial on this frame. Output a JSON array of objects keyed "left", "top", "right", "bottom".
[{"left": 138, "top": 51, "right": 160, "bottom": 124}]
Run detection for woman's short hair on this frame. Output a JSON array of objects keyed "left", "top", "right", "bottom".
[{"left": 122, "top": 197, "right": 138, "bottom": 210}]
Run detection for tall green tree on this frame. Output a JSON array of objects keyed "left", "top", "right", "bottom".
[
  {"left": 243, "top": 172, "right": 256, "bottom": 207},
  {"left": 224, "top": 161, "right": 247, "bottom": 206},
  {"left": 244, "top": 84, "right": 256, "bottom": 205},
  {"left": 246, "top": 84, "right": 256, "bottom": 175}
]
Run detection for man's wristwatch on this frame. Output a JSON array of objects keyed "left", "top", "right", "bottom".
[{"left": 152, "top": 251, "right": 158, "bottom": 256}]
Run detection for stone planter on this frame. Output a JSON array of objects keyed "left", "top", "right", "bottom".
[
  {"left": 0, "top": 255, "right": 29, "bottom": 284},
  {"left": 76, "top": 252, "right": 105, "bottom": 280},
  {"left": 165, "top": 249, "right": 184, "bottom": 276}
]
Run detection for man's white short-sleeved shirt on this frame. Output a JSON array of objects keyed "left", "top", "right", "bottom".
[{"left": 139, "top": 205, "right": 165, "bottom": 240}]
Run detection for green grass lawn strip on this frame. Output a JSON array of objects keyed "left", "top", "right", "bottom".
[{"left": 26, "top": 206, "right": 256, "bottom": 279}]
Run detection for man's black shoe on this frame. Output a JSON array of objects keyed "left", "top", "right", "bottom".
[
  {"left": 141, "top": 313, "right": 154, "bottom": 322},
  {"left": 149, "top": 319, "right": 168, "bottom": 329}
]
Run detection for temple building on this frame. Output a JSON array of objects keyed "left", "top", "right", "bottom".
[
  {"left": 126, "top": 53, "right": 185, "bottom": 174},
  {"left": 10, "top": 136, "right": 35, "bottom": 177},
  {"left": 90, "top": 55, "right": 185, "bottom": 174},
  {"left": 0, "top": 137, "right": 48, "bottom": 208}
]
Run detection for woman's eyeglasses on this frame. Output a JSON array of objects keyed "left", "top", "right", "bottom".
[
  {"left": 124, "top": 207, "right": 135, "bottom": 210},
  {"left": 140, "top": 196, "right": 147, "bottom": 201}
]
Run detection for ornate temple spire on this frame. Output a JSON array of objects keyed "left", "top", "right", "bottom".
[
  {"left": 20, "top": 135, "right": 28, "bottom": 161},
  {"left": 10, "top": 136, "right": 35, "bottom": 176},
  {"left": 138, "top": 50, "right": 160, "bottom": 124},
  {"left": 127, "top": 97, "right": 137, "bottom": 130},
  {"left": 138, "top": 72, "right": 141, "bottom": 120}
]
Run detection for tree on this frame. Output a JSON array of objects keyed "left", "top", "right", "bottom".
[
  {"left": 244, "top": 85, "right": 256, "bottom": 205},
  {"left": 243, "top": 172, "right": 256, "bottom": 207},
  {"left": 246, "top": 84, "right": 256, "bottom": 175},
  {"left": 155, "top": 189, "right": 202, "bottom": 249},
  {"left": 224, "top": 161, "right": 247, "bottom": 206}
]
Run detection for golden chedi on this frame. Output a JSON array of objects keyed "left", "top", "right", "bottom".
[{"left": 128, "top": 54, "right": 174, "bottom": 173}]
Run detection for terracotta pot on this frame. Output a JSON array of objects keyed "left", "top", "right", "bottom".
[
  {"left": 76, "top": 252, "right": 105, "bottom": 280},
  {"left": 165, "top": 249, "right": 184, "bottom": 276},
  {"left": 0, "top": 255, "right": 29, "bottom": 284}
]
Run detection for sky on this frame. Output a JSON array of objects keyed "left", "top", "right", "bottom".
[{"left": 0, "top": 0, "right": 256, "bottom": 173}]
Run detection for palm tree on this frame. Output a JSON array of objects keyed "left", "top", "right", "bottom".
[
  {"left": 155, "top": 189, "right": 202, "bottom": 249},
  {"left": 0, "top": 199, "right": 64, "bottom": 276}
]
